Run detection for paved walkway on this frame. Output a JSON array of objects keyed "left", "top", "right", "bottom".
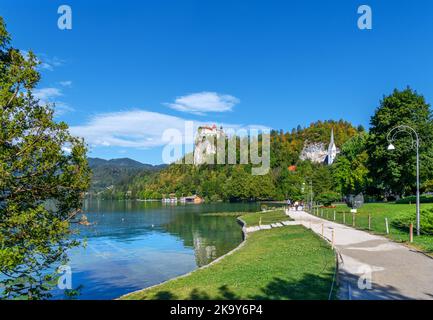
[
  {"left": 287, "top": 209, "right": 433, "bottom": 300},
  {"left": 245, "top": 220, "right": 301, "bottom": 233}
]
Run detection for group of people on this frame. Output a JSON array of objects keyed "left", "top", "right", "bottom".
[{"left": 286, "top": 199, "right": 304, "bottom": 211}]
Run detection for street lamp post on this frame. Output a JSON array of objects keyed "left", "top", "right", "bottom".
[{"left": 387, "top": 125, "right": 420, "bottom": 236}]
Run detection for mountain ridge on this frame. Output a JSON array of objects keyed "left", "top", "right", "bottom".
[{"left": 87, "top": 157, "right": 166, "bottom": 194}]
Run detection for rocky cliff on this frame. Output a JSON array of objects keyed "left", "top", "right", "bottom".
[{"left": 299, "top": 142, "right": 329, "bottom": 164}]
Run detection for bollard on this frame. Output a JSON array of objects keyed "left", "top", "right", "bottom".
[
  {"left": 343, "top": 212, "right": 346, "bottom": 224},
  {"left": 410, "top": 223, "right": 413, "bottom": 243},
  {"left": 259, "top": 217, "right": 262, "bottom": 227},
  {"left": 385, "top": 218, "right": 389, "bottom": 234},
  {"left": 352, "top": 213, "right": 356, "bottom": 227},
  {"left": 368, "top": 214, "right": 371, "bottom": 230},
  {"left": 321, "top": 224, "right": 324, "bottom": 236},
  {"left": 321, "top": 209, "right": 323, "bottom": 217},
  {"left": 333, "top": 210, "right": 336, "bottom": 221}
]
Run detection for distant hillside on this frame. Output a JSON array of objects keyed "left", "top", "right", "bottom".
[
  {"left": 116, "top": 119, "right": 363, "bottom": 201},
  {"left": 88, "top": 157, "right": 166, "bottom": 194}
]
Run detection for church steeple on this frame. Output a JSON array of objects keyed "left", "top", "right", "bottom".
[{"left": 327, "top": 128, "right": 337, "bottom": 165}]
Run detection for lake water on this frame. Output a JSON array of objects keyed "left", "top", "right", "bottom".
[{"left": 51, "top": 200, "right": 260, "bottom": 300}]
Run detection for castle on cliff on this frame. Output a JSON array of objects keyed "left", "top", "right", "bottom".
[{"left": 193, "top": 124, "right": 225, "bottom": 165}]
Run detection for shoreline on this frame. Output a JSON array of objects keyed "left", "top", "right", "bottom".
[
  {"left": 118, "top": 217, "right": 249, "bottom": 300},
  {"left": 119, "top": 209, "right": 336, "bottom": 300}
]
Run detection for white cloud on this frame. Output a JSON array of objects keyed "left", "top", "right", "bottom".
[
  {"left": 69, "top": 109, "right": 270, "bottom": 149},
  {"left": 62, "top": 146, "right": 72, "bottom": 154},
  {"left": 20, "top": 51, "right": 64, "bottom": 71},
  {"left": 33, "top": 87, "right": 74, "bottom": 116},
  {"left": 70, "top": 110, "right": 191, "bottom": 149},
  {"left": 38, "top": 56, "right": 64, "bottom": 71},
  {"left": 166, "top": 92, "right": 239, "bottom": 115},
  {"left": 59, "top": 80, "right": 72, "bottom": 87},
  {"left": 54, "top": 102, "right": 75, "bottom": 116},
  {"left": 34, "top": 87, "right": 62, "bottom": 101}
]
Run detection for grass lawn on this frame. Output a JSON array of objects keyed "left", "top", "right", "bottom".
[
  {"left": 314, "top": 202, "right": 433, "bottom": 254},
  {"left": 120, "top": 221, "right": 336, "bottom": 300},
  {"left": 240, "top": 209, "right": 291, "bottom": 226}
]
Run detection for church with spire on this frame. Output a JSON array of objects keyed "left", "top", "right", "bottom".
[
  {"left": 299, "top": 128, "right": 339, "bottom": 165},
  {"left": 325, "top": 129, "right": 337, "bottom": 165}
]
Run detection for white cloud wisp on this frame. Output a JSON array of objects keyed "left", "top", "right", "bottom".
[{"left": 166, "top": 92, "right": 239, "bottom": 115}]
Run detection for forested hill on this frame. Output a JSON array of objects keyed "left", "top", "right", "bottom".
[
  {"left": 88, "top": 157, "right": 166, "bottom": 195},
  {"left": 102, "top": 120, "right": 363, "bottom": 201}
]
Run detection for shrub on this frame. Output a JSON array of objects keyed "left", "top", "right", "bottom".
[
  {"left": 391, "top": 208, "right": 433, "bottom": 235},
  {"left": 316, "top": 191, "right": 340, "bottom": 207},
  {"left": 210, "top": 194, "right": 221, "bottom": 202},
  {"left": 395, "top": 195, "right": 433, "bottom": 204}
]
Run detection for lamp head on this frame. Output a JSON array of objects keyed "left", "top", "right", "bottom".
[{"left": 387, "top": 143, "right": 395, "bottom": 151}]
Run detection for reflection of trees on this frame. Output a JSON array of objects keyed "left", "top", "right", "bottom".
[
  {"left": 81, "top": 200, "right": 246, "bottom": 266},
  {"left": 162, "top": 213, "right": 243, "bottom": 266}
]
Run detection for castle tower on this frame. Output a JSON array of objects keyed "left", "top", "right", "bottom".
[
  {"left": 193, "top": 125, "right": 224, "bottom": 165},
  {"left": 327, "top": 129, "right": 337, "bottom": 165}
]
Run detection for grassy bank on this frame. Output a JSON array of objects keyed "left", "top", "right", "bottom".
[
  {"left": 121, "top": 212, "right": 335, "bottom": 300},
  {"left": 201, "top": 209, "right": 291, "bottom": 226},
  {"left": 313, "top": 203, "right": 433, "bottom": 254},
  {"left": 240, "top": 209, "right": 291, "bottom": 226}
]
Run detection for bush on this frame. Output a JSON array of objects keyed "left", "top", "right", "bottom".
[
  {"left": 210, "top": 194, "right": 222, "bottom": 202},
  {"left": 316, "top": 191, "right": 340, "bottom": 207},
  {"left": 391, "top": 208, "right": 433, "bottom": 235},
  {"left": 395, "top": 195, "right": 433, "bottom": 204}
]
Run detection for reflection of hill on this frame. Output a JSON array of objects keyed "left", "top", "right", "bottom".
[{"left": 79, "top": 200, "right": 251, "bottom": 265}]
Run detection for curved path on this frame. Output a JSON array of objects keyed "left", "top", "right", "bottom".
[{"left": 288, "top": 209, "right": 433, "bottom": 300}]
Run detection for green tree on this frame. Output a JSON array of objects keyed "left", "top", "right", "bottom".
[
  {"left": 316, "top": 191, "right": 340, "bottom": 206},
  {"left": 312, "top": 165, "right": 333, "bottom": 196},
  {"left": 0, "top": 18, "right": 90, "bottom": 299},
  {"left": 276, "top": 168, "right": 303, "bottom": 201},
  {"left": 332, "top": 133, "right": 370, "bottom": 195},
  {"left": 366, "top": 88, "right": 433, "bottom": 198}
]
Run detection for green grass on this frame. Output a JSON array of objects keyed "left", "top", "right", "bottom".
[
  {"left": 200, "top": 212, "right": 247, "bottom": 217},
  {"left": 313, "top": 202, "right": 433, "bottom": 254},
  {"left": 120, "top": 224, "right": 336, "bottom": 300},
  {"left": 240, "top": 209, "right": 291, "bottom": 226}
]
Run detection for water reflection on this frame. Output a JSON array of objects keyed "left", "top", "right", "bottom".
[{"left": 51, "top": 200, "right": 259, "bottom": 300}]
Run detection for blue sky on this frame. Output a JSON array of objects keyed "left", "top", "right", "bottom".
[{"left": 2, "top": 0, "right": 433, "bottom": 164}]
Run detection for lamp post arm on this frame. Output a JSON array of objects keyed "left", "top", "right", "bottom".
[
  {"left": 387, "top": 125, "right": 419, "bottom": 148},
  {"left": 386, "top": 124, "right": 420, "bottom": 236}
]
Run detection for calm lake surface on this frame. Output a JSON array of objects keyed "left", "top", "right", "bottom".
[{"left": 51, "top": 200, "right": 260, "bottom": 300}]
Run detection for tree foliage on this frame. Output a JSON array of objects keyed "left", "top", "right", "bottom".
[
  {"left": 366, "top": 88, "right": 433, "bottom": 198},
  {"left": 115, "top": 120, "right": 359, "bottom": 202},
  {"left": 316, "top": 191, "right": 340, "bottom": 206},
  {"left": 332, "top": 133, "right": 370, "bottom": 195},
  {"left": 0, "top": 18, "right": 90, "bottom": 299}
]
